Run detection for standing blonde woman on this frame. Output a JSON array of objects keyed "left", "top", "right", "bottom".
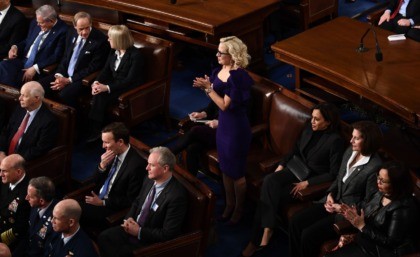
[{"left": 193, "top": 36, "right": 253, "bottom": 225}]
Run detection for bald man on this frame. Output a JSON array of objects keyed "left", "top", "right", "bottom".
[
  {"left": 0, "top": 154, "right": 30, "bottom": 257},
  {"left": 0, "top": 243, "right": 11, "bottom": 257},
  {"left": 44, "top": 199, "right": 99, "bottom": 257},
  {"left": 0, "top": 81, "right": 58, "bottom": 162}
]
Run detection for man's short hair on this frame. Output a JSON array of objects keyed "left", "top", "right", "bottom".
[
  {"left": 102, "top": 122, "right": 130, "bottom": 144},
  {"left": 35, "top": 5, "right": 57, "bottom": 22},
  {"left": 29, "top": 176, "right": 55, "bottom": 202},
  {"left": 149, "top": 146, "right": 176, "bottom": 171},
  {"left": 73, "top": 11, "right": 92, "bottom": 27}
]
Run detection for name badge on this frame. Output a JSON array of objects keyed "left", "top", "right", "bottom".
[{"left": 152, "top": 203, "right": 159, "bottom": 211}]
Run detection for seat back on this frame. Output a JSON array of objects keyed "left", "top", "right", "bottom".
[{"left": 267, "top": 90, "right": 312, "bottom": 157}]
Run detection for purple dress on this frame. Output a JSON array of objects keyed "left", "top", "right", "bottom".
[{"left": 210, "top": 67, "right": 253, "bottom": 179}]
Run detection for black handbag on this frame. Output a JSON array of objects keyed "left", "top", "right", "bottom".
[{"left": 286, "top": 155, "right": 311, "bottom": 181}]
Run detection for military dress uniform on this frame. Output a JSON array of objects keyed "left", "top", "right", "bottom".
[
  {"left": 0, "top": 175, "right": 30, "bottom": 256},
  {"left": 28, "top": 199, "right": 58, "bottom": 257}
]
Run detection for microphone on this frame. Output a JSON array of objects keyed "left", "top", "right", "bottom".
[{"left": 371, "top": 25, "right": 383, "bottom": 62}]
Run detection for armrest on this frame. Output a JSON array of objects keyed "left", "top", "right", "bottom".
[
  {"left": 133, "top": 231, "right": 202, "bottom": 257},
  {"left": 118, "top": 78, "right": 165, "bottom": 104},
  {"left": 82, "top": 72, "right": 99, "bottom": 86},
  {"left": 297, "top": 181, "right": 332, "bottom": 201},
  {"left": 105, "top": 207, "right": 129, "bottom": 226},
  {"left": 251, "top": 123, "right": 268, "bottom": 137},
  {"left": 42, "top": 63, "right": 58, "bottom": 74},
  {"left": 333, "top": 220, "right": 358, "bottom": 235},
  {"left": 64, "top": 183, "right": 96, "bottom": 201},
  {"left": 259, "top": 156, "right": 281, "bottom": 174}
]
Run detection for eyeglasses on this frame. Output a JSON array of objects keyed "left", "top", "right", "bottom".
[
  {"left": 216, "top": 51, "right": 230, "bottom": 57},
  {"left": 376, "top": 175, "right": 391, "bottom": 184}
]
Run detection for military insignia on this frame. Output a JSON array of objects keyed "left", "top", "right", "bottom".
[
  {"left": 37, "top": 225, "right": 48, "bottom": 239},
  {"left": 8, "top": 199, "right": 19, "bottom": 212},
  {"left": 8, "top": 217, "right": 15, "bottom": 224}
]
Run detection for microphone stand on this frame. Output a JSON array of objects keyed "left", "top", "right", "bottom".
[{"left": 356, "top": 26, "right": 371, "bottom": 53}]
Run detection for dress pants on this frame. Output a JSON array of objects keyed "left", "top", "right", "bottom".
[
  {"left": 406, "top": 28, "right": 420, "bottom": 42},
  {"left": 289, "top": 203, "right": 337, "bottom": 257},
  {"left": 0, "top": 58, "right": 24, "bottom": 88},
  {"left": 379, "top": 14, "right": 412, "bottom": 34},
  {"left": 170, "top": 125, "right": 216, "bottom": 176},
  {"left": 80, "top": 202, "right": 117, "bottom": 231},
  {"left": 98, "top": 226, "right": 144, "bottom": 257}
]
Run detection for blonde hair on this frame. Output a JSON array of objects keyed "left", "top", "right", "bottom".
[
  {"left": 220, "top": 36, "right": 250, "bottom": 68},
  {"left": 108, "top": 25, "right": 134, "bottom": 50}
]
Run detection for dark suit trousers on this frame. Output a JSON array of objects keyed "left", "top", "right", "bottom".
[
  {"left": 379, "top": 14, "right": 412, "bottom": 34},
  {"left": 0, "top": 58, "right": 24, "bottom": 88},
  {"left": 88, "top": 90, "right": 120, "bottom": 124},
  {"left": 98, "top": 226, "right": 144, "bottom": 257},
  {"left": 289, "top": 203, "right": 337, "bottom": 257},
  {"left": 39, "top": 74, "right": 87, "bottom": 108},
  {"left": 170, "top": 125, "right": 216, "bottom": 176},
  {"left": 324, "top": 243, "right": 369, "bottom": 257},
  {"left": 80, "top": 202, "right": 117, "bottom": 231}
]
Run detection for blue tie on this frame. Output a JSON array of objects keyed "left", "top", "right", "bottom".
[
  {"left": 24, "top": 31, "right": 45, "bottom": 69},
  {"left": 67, "top": 38, "right": 84, "bottom": 76},
  {"left": 99, "top": 157, "right": 119, "bottom": 199}
]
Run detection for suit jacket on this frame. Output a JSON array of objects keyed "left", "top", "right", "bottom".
[
  {"left": 321, "top": 146, "right": 382, "bottom": 206},
  {"left": 27, "top": 199, "right": 58, "bottom": 257},
  {"left": 55, "top": 27, "right": 109, "bottom": 83},
  {"left": 95, "top": 146, "right": 147, "bottom": 210},
  {"left": 0, "top": 5, "right": 28, "bottom": 58},
  {"left": 16, "top": 18, "right": 67, "bottom": 70},
  {"left": 388, "top": 0, "right": 420, "bottom": 24},
  {"left": 44, "top": 228, "right": 99, "bottom": 257},
  {"left": 280, "top": 124, "right": 345, "bottom": 185},
  {"left": 0, "top": 176, "right": 30, "bottom": 246},
  {"left": 97, "top": 45, "right": 145, "bottom": 93},
  {"left": 126, "top": 176, "right": 188, "bottom": 244},
  {"left": 357, "top": 192, "right": 419, "bottom": 257},
  {"left": 0, "top": 103, "right": 58, "bottom": 161}
]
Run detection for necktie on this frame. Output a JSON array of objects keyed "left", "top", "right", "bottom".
[
  {"left": 8, "top": 112, "right": 30, "bottom": 155},
  {"left": 99, "top": 157, "right": 120, "bottom": 199},
  {"left": 390, "top": 0, "right": 404, "bottom": 19},
  {"left": 24, "top": 31, "right": 45, "bottom": 69},
  {"left": 33, "top": 209, "right": 41, "bottom": 225},
  {"left": 137, "top": 185, "right": 156, "bottom": 227},
  {"left": 67, "top": 38, "right": 84, "bottom": 77}
]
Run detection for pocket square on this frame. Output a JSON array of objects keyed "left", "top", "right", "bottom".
[{"left": 85, "top": 51, "right": 91, "bottom": 54}]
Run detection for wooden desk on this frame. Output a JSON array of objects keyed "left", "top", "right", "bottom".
[
  {"left": 271, "top": 17, "right": 420, "bottom": 128},
  {"left": 58, "top": 0, "right": 279, "bottom": 70}
]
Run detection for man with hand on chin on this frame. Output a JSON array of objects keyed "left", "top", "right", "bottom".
[{"left": 80, "top": 122, "right": 146, "bottom": 231}]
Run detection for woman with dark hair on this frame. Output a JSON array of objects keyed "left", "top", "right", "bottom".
[
  {"left": 288, "top": 120, "right": 383, "bottom": 257},
  {"left": 325, "top": 161, "right": 419, "bottom": 257},
  {"left": 241, "top": 102, "right": 345, "bottom": 257}
]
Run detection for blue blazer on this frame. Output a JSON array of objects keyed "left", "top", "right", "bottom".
[{"left": 16, "top": 18, "right": 68, "bottom": 70}]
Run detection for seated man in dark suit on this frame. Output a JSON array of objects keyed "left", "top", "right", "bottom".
[
  {"left": 378, "top": 0, "right": 420, "bottom": 42},
  {"left": 98, "top": 146, "right": 188, "bottom": 257},
  {"left": 0, "top": 81, "right": 58, "bottom": 162},
  {"left": 0, "top": 4, "right": 67, "bottom": 88},
  {"left": 44, "top": 199, "right": 99, "bottom": 257},
  {"left": 38, "top": 11, "right": 110, "bottom": 107},
  {"left": 0, "top": 0, "right": 28, "bottom": 59},
  {"left": 80, "top": 122, "right": 147, "bottom": 230},
  {"left": 0, "top": 154, "right": 31, "bottom": 257},
  {"left": 25, "top": 176, "right": 58, "bottom": 257}
]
